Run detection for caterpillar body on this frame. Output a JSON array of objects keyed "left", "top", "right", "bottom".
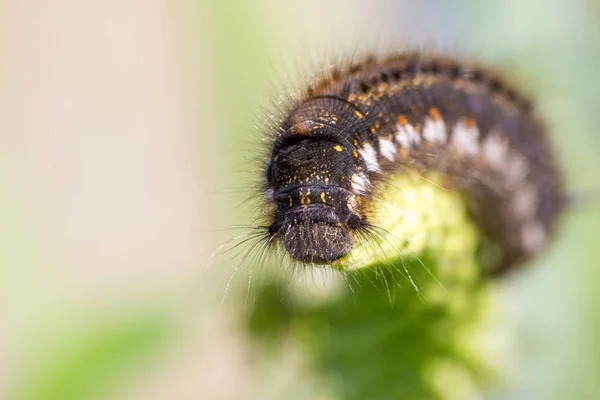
[{"left": 262, "top": 53, "right": 565, "bottom": 274}]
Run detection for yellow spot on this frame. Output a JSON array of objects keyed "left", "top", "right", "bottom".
[
  {"left": 334, "top": 145, "right": 343, "bottom": 152},
  {"left": 355, "top": 110, "right": 364, "bottom": 119},
  {"left": 347, "top": 195, "right": 360, "bottom": 214},
  {"left": 288, "top": 196, "right": 293, "bottom": 207},
  {"left": 353, "top": 150, "right": 359, "bottom": 158},
  {"left": 320, "top": 192, "right": 326, "bottom": 203},
  {"left": 353, "top": 139, "right": 359, "bottom": 146}
]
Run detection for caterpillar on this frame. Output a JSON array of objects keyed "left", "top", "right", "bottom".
[{"left": 260, "top": 52, "right": 566, "bottom": 275}]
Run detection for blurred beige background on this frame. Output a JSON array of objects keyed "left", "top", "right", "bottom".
[{"left": 0, "top": 1, "right": 221, "bottom": 399}]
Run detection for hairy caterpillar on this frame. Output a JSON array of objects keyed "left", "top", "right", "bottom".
[{"left": 258, "top": 52, "right": 566, "bottom": 275}]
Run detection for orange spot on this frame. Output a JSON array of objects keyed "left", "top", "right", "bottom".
[
  {"left": 370, "top": 127, "right": 376, "bottom": 134},
  {"left": 353, "top": 139, "right": 359, "bottom": 146},
  {"left": 294, "top": 120, "right": 313, "bottom": 135},
  {"left": 465, "top": 117, "right": 477, "bottom": 129},
  {"left": 340, "top": 176, "right": 345, "bottom": 182},
  {"left": 428, "top": 107, "right": 441, "bottom": 120},
  {"left": 334, "top": 144, "right": 343, "bottom": 152},
  {"left": 398, "top": 115, "right": 408, "bottom": 125},
  {"left": 353, "top": 150, "right": 359, "bottom": 158}
]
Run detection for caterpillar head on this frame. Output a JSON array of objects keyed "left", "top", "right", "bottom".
[{"left": 266, "top": 138, "right": 364, "bottom": 263}]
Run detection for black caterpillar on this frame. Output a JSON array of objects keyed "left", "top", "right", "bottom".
[{"left": 262, "top": 52, "right": 566, "bottom": 274}]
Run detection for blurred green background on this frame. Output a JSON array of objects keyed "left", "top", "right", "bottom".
[{"left": 1, "top": 0, "right": 600, "bottom": 399}]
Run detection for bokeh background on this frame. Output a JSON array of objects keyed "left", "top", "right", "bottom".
[{"left": 1, "top": 0, "right": 600, "bottom": 399}]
